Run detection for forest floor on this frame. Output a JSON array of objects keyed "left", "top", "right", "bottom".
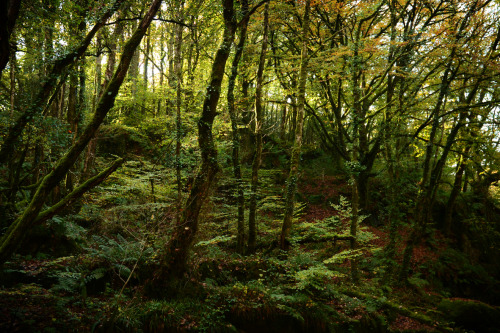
[{"left": 1, "top": 156, "right": 499, "bottom": 332}]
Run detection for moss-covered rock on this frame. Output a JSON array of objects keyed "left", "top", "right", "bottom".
[
  {"left": 98, "top": 124, "right": 152, "bottom": 157},
  {"left": 438, "top": 298, "right": 500, "bottom": 332}
]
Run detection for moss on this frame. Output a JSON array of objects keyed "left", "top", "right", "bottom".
[
  {"left": 437, "top": 298, "right": 500, "bottom": 332},
  {"left": 98, "top": 124, "right": 152, "bottom": 157}
]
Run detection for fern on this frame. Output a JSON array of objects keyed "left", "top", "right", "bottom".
[
  {"left": 292, "top": 264, "right": 345, "bottom": 292},
  {"left": 51, "top": 267, "right": 108, "bottom": 294},
  {"left": 195, "top": 235, "right": 235, "bottom": 247},
  {"left": 323, "top": 249, "right": 364, "bottom": 265},
  {"left": 85, "top": 234, "right": 153, "bottom": 285},
  {"left": 51, "top": 271, "right": 82, "bottom": 293}
]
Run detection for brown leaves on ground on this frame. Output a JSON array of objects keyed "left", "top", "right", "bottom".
[{"left": 389, "top": 314, "right": 435, "bottom": 332}]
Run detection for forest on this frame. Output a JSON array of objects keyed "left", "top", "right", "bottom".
[{"left": 1, "top": 0, "right": 500, "bottom": 331}]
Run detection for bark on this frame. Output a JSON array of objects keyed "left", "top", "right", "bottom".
[
  {"left": 280, "top": 102, "right": 287, "bottom": 142},
  {"left": 82, "top": 13, "right": 122, "bottom": 179},
  {"left": 101, "top": 9, "right": 125, "bottom": 96},
  {"left": 350, "top": 178, "right": 360, "bottom": 283},
  {"left": 248, "top": 2, "right": 269, "bottom": 253},
  {"left": 157, "top": 28, "right": 165, "bottom": 117},
  {"left": 0, "top": 0, "right": 163, "bottom": 266},
  {"left": 174, "top": 1, "right": 184, "bottom": 221},
  {"left": 280, "top": 0, "right": 311, "bottom": 250},
  {"left": 0, "top": 0, "right": 124, "bottom": 165},
  {"left": 144, "top": 27, "right": 151, "bottom": 94},
  {"left": 185, "top": 17, "right": 200, "bottom": 111},
  {"left": 82, "top": 130, "right": 99, "bottom": 179},
  {"left": 35, "top": 158, "right": 124, "bottom": 225},
  {"left": 65, "top": 70, "right": 79, "bottom": 192},
  {"left": 9, "top": 35, "right": 16, "bottom": 116},
  {"left": 93, "top": 34, "right": 103, "bottom": 112},
  {"left": 350, "top": 22, "right": 362, "bottom": 277},
  {"left": 0, "top": 0, "right": 21, "bottom": 75},
  {"left": 443, "top": 146, "right": 469, "bottom": 235},
  {"left": 227, "top": 0, "right": 249, "bottom": 254},
  {"left": 156, "top": 0, "right": 237, "bottom": 282}
]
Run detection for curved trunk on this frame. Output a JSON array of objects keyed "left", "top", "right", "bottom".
[
  {"left": 156, "top": 0, "right": 237, "bottom": 280},
  {"left": 0, "top": 0, "right": 21, "bottom": 75}
]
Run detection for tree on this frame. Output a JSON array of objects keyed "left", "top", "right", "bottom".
[
  {"left": 227, "top": 0, "right": 250, "bottom": 254},
  {"left": 280, "top": 0, "right": 311, "bottom": 250},
  {"left": 399, "top": 0, "right": 494, "bottom": 281},
  {"left": 0, "top": 0, "right": 22, "bottom": 75},
  {"left": 248, "top": 1, "right": 269, "bottom": 253},
  {"left": 0, "top": 0, "right": 163, "bottom": 265},
  {"left": 154, "top": 0, "right": 239, "bottom": 282},
  {"left": 0, "top": 0, "right": 124, "bottom": 166}
]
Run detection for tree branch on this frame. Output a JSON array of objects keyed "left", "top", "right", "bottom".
[{"left": 34, "top": 158, "right": 124, "bottom": 225}]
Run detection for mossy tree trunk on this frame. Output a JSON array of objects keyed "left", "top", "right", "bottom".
[
  {"left": 0, "top": 0, "right": 163, "bottom": 266},
  {"left": 248, "top": 2, "right": 269, "bottom": 253},
  {"left": 444, "top": 146, "right": 469, "bottom": 236},
  {"left": 65, "top": 8, "right": 88, "bottom": 193},
  {"left": 280, "top": 0, "right": 311, "bottom": 250},
  {"left": 350, "top": 177, "right": 360, "bottom": 283},
  {"left": 156, "top": 0, "right": 238, "bottom": 280},
  {"left": 227, "top": 0, "right": 249, "bottom": 254},
  {"left": 174, "top": 0, "right": 185, "bottom": 222}
]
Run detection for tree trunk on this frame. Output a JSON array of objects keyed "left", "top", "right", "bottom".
[
  {"left": 444, "top": 147, "right": 469, "bottom": 235},
  {"left": 350, "top": 177, "right": 360, "bottom": 283},
  {"left": 174, "top": 1, "right": 184, "bottom": 222},
  {"left": 155, "top": 0, "right": 237, "bottom": 283},
  {"left": 399, "top": 1, "right": 484, "bottom": 281},
  {"left": 0, "top": 0, "right": 22, "bottom": 76},
  {"left": 101, "top": 9, "right": 125, "bottom": 96},
  {"left": 400, "top": 48, "right": 464, "bottom": 283},
  {"left": 9, "top": 34, "right": 16, "bottom": 117},
  {"left": 280, "top": 0, "right": 311, "bottom": 250},
  {"left": 227, "top": 0, "right": 249, "bottom": 254},
  {"left": 65, "top": 69, "right": 79, "bottom": 192},
  {"left": 248, "top": 2, "right": 269, "bottom": 253}
]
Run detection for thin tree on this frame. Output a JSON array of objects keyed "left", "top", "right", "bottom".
[
  {"left": 174, "top": 0, "right": 185, "bottom": 222},
  {"left": 227, "top": 0, "right": 249, "bottom": 253},
  {"left": 248, "top": 1, "right": 269, "bottom": 253},
  {"left": 280, "top": 0, "right": 311, "bottom": 250}
]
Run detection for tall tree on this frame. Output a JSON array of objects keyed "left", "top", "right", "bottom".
[
  {"left": 248, "top": 1, "right": 269, "bottom": 253},
  {"left": 227, "top": 0, "right": 249, "bottom": 253},
  {"left": 399, "top": 0, "right": 487, "bottom": 281},
  {"left": 154, "top": 0, "right": 269, "bottom": 283},
  {"left": 155, "top": 0, "right": 238, "bottom": 282},
  {"left": 174, "top": 0, "right": 185, "bottom": 221},
  {"left": 280, "top": 0, "right": 311, "bottom": 250}
]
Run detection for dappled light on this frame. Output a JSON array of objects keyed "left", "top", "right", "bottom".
[{"left": 1, "top": 0, "right": 500, "bottom": 331}]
